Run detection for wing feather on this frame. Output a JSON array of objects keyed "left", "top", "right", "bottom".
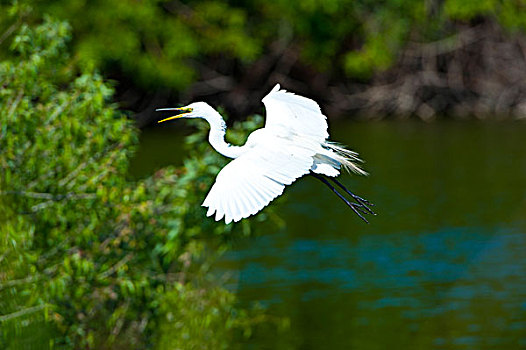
[
  {"left": 262, "top": 84, "right": 329, "bottom": 142},
  {"left": 214, "top": 196, "right": 224, "bottom": 221},
  {"left": 236, "top": 181, "right": 253, "bottom": 215},
  {"left": 228, "top": 188, "right": 240, "bottom": 222},
  {"left": 202, "top": 135, "right": 314, "bottom": 223},
  {"left": 203, "top": 84, "right": 334, "bottom": 223},
  {"left": 232, "top": 186, "right": 244, "bottom": 222}
]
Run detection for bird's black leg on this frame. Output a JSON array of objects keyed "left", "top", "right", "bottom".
[
  {"left": 327, "top": 177, "right": 376, "bottom": 215},
  {"left": 311, "top": 173, "right": 370, "bottom": 223}
]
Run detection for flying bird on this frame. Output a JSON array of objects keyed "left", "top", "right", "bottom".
[{"left": 157, "top": 84, "right": 375, "bottom": 224}]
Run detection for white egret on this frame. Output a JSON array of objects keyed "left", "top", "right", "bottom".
[{"left": 157, "top": 84, "right": 375, "bottom": 224}]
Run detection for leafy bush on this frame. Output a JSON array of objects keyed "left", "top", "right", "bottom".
[
  {"left": 0, "top": 13, "right": 272, "bottom": 349},
  {"left": 2, "top": 0, "right": 525, "bottom": 92}
]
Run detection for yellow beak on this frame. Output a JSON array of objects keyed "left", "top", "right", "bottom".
[{"left": 156, "top": 107, "right": 193, "bottom": 123}]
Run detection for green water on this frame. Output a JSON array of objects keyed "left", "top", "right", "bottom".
[{"left": 132, "top": 121, "right": 526, "bottom": 349}]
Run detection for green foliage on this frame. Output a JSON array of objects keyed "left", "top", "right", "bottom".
[
  {"left": 1, "top": 0, "right": 261, "bottom": 89},
  {"left": 157, "top": 284, "right": 243, "bottom": 350},
  {"left": 0, "top": 15, "right": 271, "bottom": 349},
  {"left": 2, "top": 0, "right": 525, "bottom": 90},
  {"left": 156, "top": 283, "right": 270, "bottom": 350},
  {"left": 444, "top": 0, "right": 526, "bottom": 32}
]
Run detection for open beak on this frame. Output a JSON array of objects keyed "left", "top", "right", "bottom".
[{"left": 156, "top": 107, "right": 193, "bottom": 123}]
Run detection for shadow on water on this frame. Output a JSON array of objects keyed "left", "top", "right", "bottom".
[{"left": 132, "top": 120, "right": 526, "bottom": 349}]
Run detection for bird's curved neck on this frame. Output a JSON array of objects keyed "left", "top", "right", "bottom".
[{"left": 204, "top": 111, "right": 244, "bottom": 159}]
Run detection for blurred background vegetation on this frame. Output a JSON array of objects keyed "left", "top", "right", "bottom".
[
  {"left": 1, "top": 0, "right": 525, "bottom": 348},
  {"left": 2, "top": 0, "right": 526, "bottom": 124}
]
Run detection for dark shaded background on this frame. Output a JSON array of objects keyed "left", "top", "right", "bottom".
[{"left": 2, "top": 0, "right": 526, "bottom": 125}]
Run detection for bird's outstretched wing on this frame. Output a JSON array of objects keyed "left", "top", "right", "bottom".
[
  {"left": 203, "top": 84, "right": 332, "bottom": 223},
  {"left": 202, "top": 135, "right": 315, "bottom": 224},
  {"left": 262, "top": 84, "right": 329, "bottom": 142}
]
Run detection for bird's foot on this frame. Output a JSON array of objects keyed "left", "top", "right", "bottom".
[
  {"left": 350, "top": 196, "right": 376, "bottom": 215},
  {"left": 350, "top": 193, "right": 374, "bottom": 207},
  {"left": 311, "top": 172, "right": 376, "bottom": 224},
  {"left": 348, "top": 202, "right": 371, "bottom": 223}
]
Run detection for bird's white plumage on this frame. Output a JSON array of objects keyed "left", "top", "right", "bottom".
[
  {"left": 201, "top": 84, "right": 338, "bottom": 223},
  {"left": 159, "top": 84, "right": 365, "bottom": 223},
  {"left": 262, "top": 84, "right": 329, "bottom": 142},
  {"left": 202, "top": 132, "right": 315, "bottom": 223}
]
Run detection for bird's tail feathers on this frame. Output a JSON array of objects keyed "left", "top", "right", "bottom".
[{"left": 324, "top": 141, "right": 368, "bottom": 176}]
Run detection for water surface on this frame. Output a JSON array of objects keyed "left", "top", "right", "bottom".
[{"left": 133, "top": 120, "right": 526, "bottom": 349}]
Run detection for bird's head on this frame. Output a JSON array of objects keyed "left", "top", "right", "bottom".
[{"left": 156, "top": 102, "right": 215, "bottom": 123}]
